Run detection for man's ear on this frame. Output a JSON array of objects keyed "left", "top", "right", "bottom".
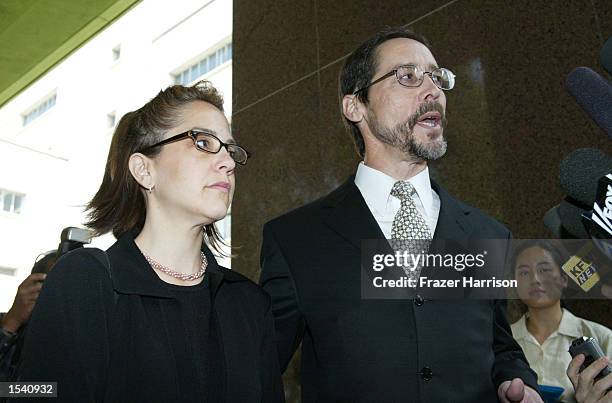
[
  {"left": 342, "top": 94, "right": 364, "bottom": 124},
  {"left": 128, "top": 153, "right": 154, "bottom": 190}
]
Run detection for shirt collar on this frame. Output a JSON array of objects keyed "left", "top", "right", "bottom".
[
  {"left": 512, "top": 314, "right": 530, "bottom": 340},
  {"left": 354, "top": 162, "right": 434, "bottom": 218},
  {"left": 557, "top": 308, "right": 583, "bottom": 338},
  {"left": 108, "top": 230, "right": 247, "bottom": 299},
  {"left": 513, "top": 309, "right": 582, "bottom": 340}
]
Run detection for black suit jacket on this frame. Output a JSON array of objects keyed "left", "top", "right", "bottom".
[
  {"left": 260, "top": 176, "right": 537, "bottom": 402},
  {"left": 14, "top": 232, "right": 284, "bottom": 403}
]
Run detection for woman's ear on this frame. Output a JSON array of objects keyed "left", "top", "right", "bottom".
[
  {"left": 560, "top": 272, "right": 569, "bottom": 289},
  {"left": 128, "top": 153, "right": 154, "bottom": 190},
  {"left": 342, "top": 94, "right": 364, "bottom": 124}
]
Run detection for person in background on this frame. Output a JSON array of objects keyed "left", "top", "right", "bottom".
[
  {"left": 511, "top": 240, "right": 612, "bottom": 402},
  {"left": 14, "top": 81, "right": 284, "bottom": 402},
  {"left": 0, "top": 252, "right": 56, "bottom": 381}
]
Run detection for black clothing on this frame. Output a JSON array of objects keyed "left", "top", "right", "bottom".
[
  {"left": 0, "top": 314, "right": 19, "bottom": 381},
  {"left": 260, "top": 176, "right": 538, "bottom": 402},
  {"left": 166, "top": 279, "right": 210, "bottom": 402},
  {"left": 14, "top": 232, "right": 284, "bottom": 403}
]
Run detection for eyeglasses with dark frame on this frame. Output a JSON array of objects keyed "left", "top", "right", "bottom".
[
  {"left": 139, "top": 129, "right": 250, "bottom": 165},
  {"left": 353, "top": 64, "right": 456, "bottom": 95}
]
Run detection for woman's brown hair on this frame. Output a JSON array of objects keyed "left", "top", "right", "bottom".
[{"left": 85, "top": 80, "right": 228, "bottom": 254}]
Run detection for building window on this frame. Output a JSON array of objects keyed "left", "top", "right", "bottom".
[
  {"left": 112, "top": 45, "right": 121, "bottom": 62},
  {"left": 22, "top": 93, "right": 57, "bottom": 126},
  {"left": 174, "top": 42, "right": 232, "bottom": 85},
  {"left": 107, "top": 111, "right": 116, "bottom": 128},
  {"left": 0, "top": 189, "right": 25, "bottom": 214}
]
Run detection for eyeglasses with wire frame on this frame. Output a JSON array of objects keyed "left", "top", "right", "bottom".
[
  {"left": 139, "top": 130, "right": 250, "bottom": 165},
  {"left": 353, "top": 64, "right": 456, "bottom": 95}
]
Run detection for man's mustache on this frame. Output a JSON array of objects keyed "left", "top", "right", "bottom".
[{"left": 407, "top": 102, "right": 447, "bottom": 131}]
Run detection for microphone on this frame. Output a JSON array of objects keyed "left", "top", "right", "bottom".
[
  {"left": 544, "top": 149, "right": 612, "bottom": 239},
  {"left": 582, "top": 172, "right": 612, "bottom": 258},
  {"left": 568, "top": 172, "right": 612, "bottom": 294},
  {"left": 562, "top": 242, "right": 601, "bottom": 292},
  {"left": 558, "top": 200, "right": 590, "bottom": 239},
  {"left": 565, "top": 67, "right": 612, "bottom": 137},
  {"left": 560, "top": 198, "right": 611, "bottom": 293},
  {"left": 544, "top": 202, "right": 590, "bottom": 239},
  {"left": 601, "top": 36, "right": 612, "bottom": 76},
  {"left": 559, "top": 148, "right": 612, "bottom": 207},
  {"left": 590, "top": 173, "right": 612, "bottom": 237}
]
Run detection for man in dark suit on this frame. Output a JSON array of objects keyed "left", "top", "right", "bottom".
[{"left": 260, "top": 27, "right": 542, "bottom": 402}]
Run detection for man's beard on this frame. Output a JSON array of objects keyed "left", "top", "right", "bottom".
[{"left": 366, "top": 101, "right": 448, "bottom": 161}]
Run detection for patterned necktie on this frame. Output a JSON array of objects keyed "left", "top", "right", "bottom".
[{"left": 390, "top": 181, "right": 432, "bottom": 283}]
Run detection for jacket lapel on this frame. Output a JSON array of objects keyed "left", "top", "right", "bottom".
[
  {"left": 106, "top": 233, "right": 174, "bottom": 298},
  {"left": 107, "top": 231, "right": 248, "bottom": 299},
  {"left": 321, "top": 176, "right": 390, "bottom": 252},
  {"left": 320, "top": 176, "right": 473, "bottom": 249},
  {"left": 321, "top": 176, "right": 407, "bottom": 299},
  {"left": 419, "top": 180, "right": 477, "bottom": 296},
  {"left": 318, "top": 174, "right": 477, "bottom": 298},
  {"left": 105, "top": 231, "right": 246, "bottom": 402},
  {"left": 431, "top": 180, "right": 472, "bottom": 243}
]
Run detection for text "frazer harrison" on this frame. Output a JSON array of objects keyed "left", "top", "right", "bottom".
[{"left": 372, "top": 276, "right": 518, "bottom": 289}]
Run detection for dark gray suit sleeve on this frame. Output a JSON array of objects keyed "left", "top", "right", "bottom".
[
  {"left": 492, "top": 299, "right": 539, "bottom": 392},
  {"left": 259, "top": 223, "right": 306, "bottom": 372},
  {"left": 491, "top": 231, "right": 539, "bottom": 394}
]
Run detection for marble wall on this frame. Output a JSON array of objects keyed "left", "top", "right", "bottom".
[{"left": 232, "top": 1, "right": 611, "bottom": 400}]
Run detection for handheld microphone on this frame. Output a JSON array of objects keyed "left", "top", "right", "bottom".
[
  {"left": 559, "top": 148, "right": 612, "bottom": 207},
  {"left": 562, "top": 242, "right": 601, "bottom": 292},
  {"left": 568, "top": 172, "right": 612, "bottom": 296},
  {"left": 565, "top": 67, "right": 612, "bottom": 138},
  {"left": 588, "top": 173, "right": 612, "bottom": 237},
  {"left": 548, "top": 149, "right": 612, "bottom": 239},
  {"left": 582, "top": 173, "right": 612, "bottom": 262}
]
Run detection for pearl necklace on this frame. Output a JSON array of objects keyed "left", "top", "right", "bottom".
[{"left": 144, "top": 252, "right": 208, "bottom": 281}]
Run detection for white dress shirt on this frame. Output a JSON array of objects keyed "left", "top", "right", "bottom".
[
  {"left": 354, "top": 162, "right": 441, "bottom": 239},
  {"left": 511, "top": 309, "right": 612, "bottom": 403}
]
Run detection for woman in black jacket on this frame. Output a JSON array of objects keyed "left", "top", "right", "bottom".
[{"left": 14, "top": 81, "right": 284, "bottom": 403}]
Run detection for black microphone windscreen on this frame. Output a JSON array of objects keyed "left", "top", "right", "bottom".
[
  {"left": 601, "top": 36, "right": 612, "bottom": 76},
  {"left": 558, "top": 199, "right": 590, "bottom": 239},
  {"left": 559, "top": 148, "right": 612, "bottom": 206},
  {"left": 565, "top": 67, "right": 612, "bottom": 137}
]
